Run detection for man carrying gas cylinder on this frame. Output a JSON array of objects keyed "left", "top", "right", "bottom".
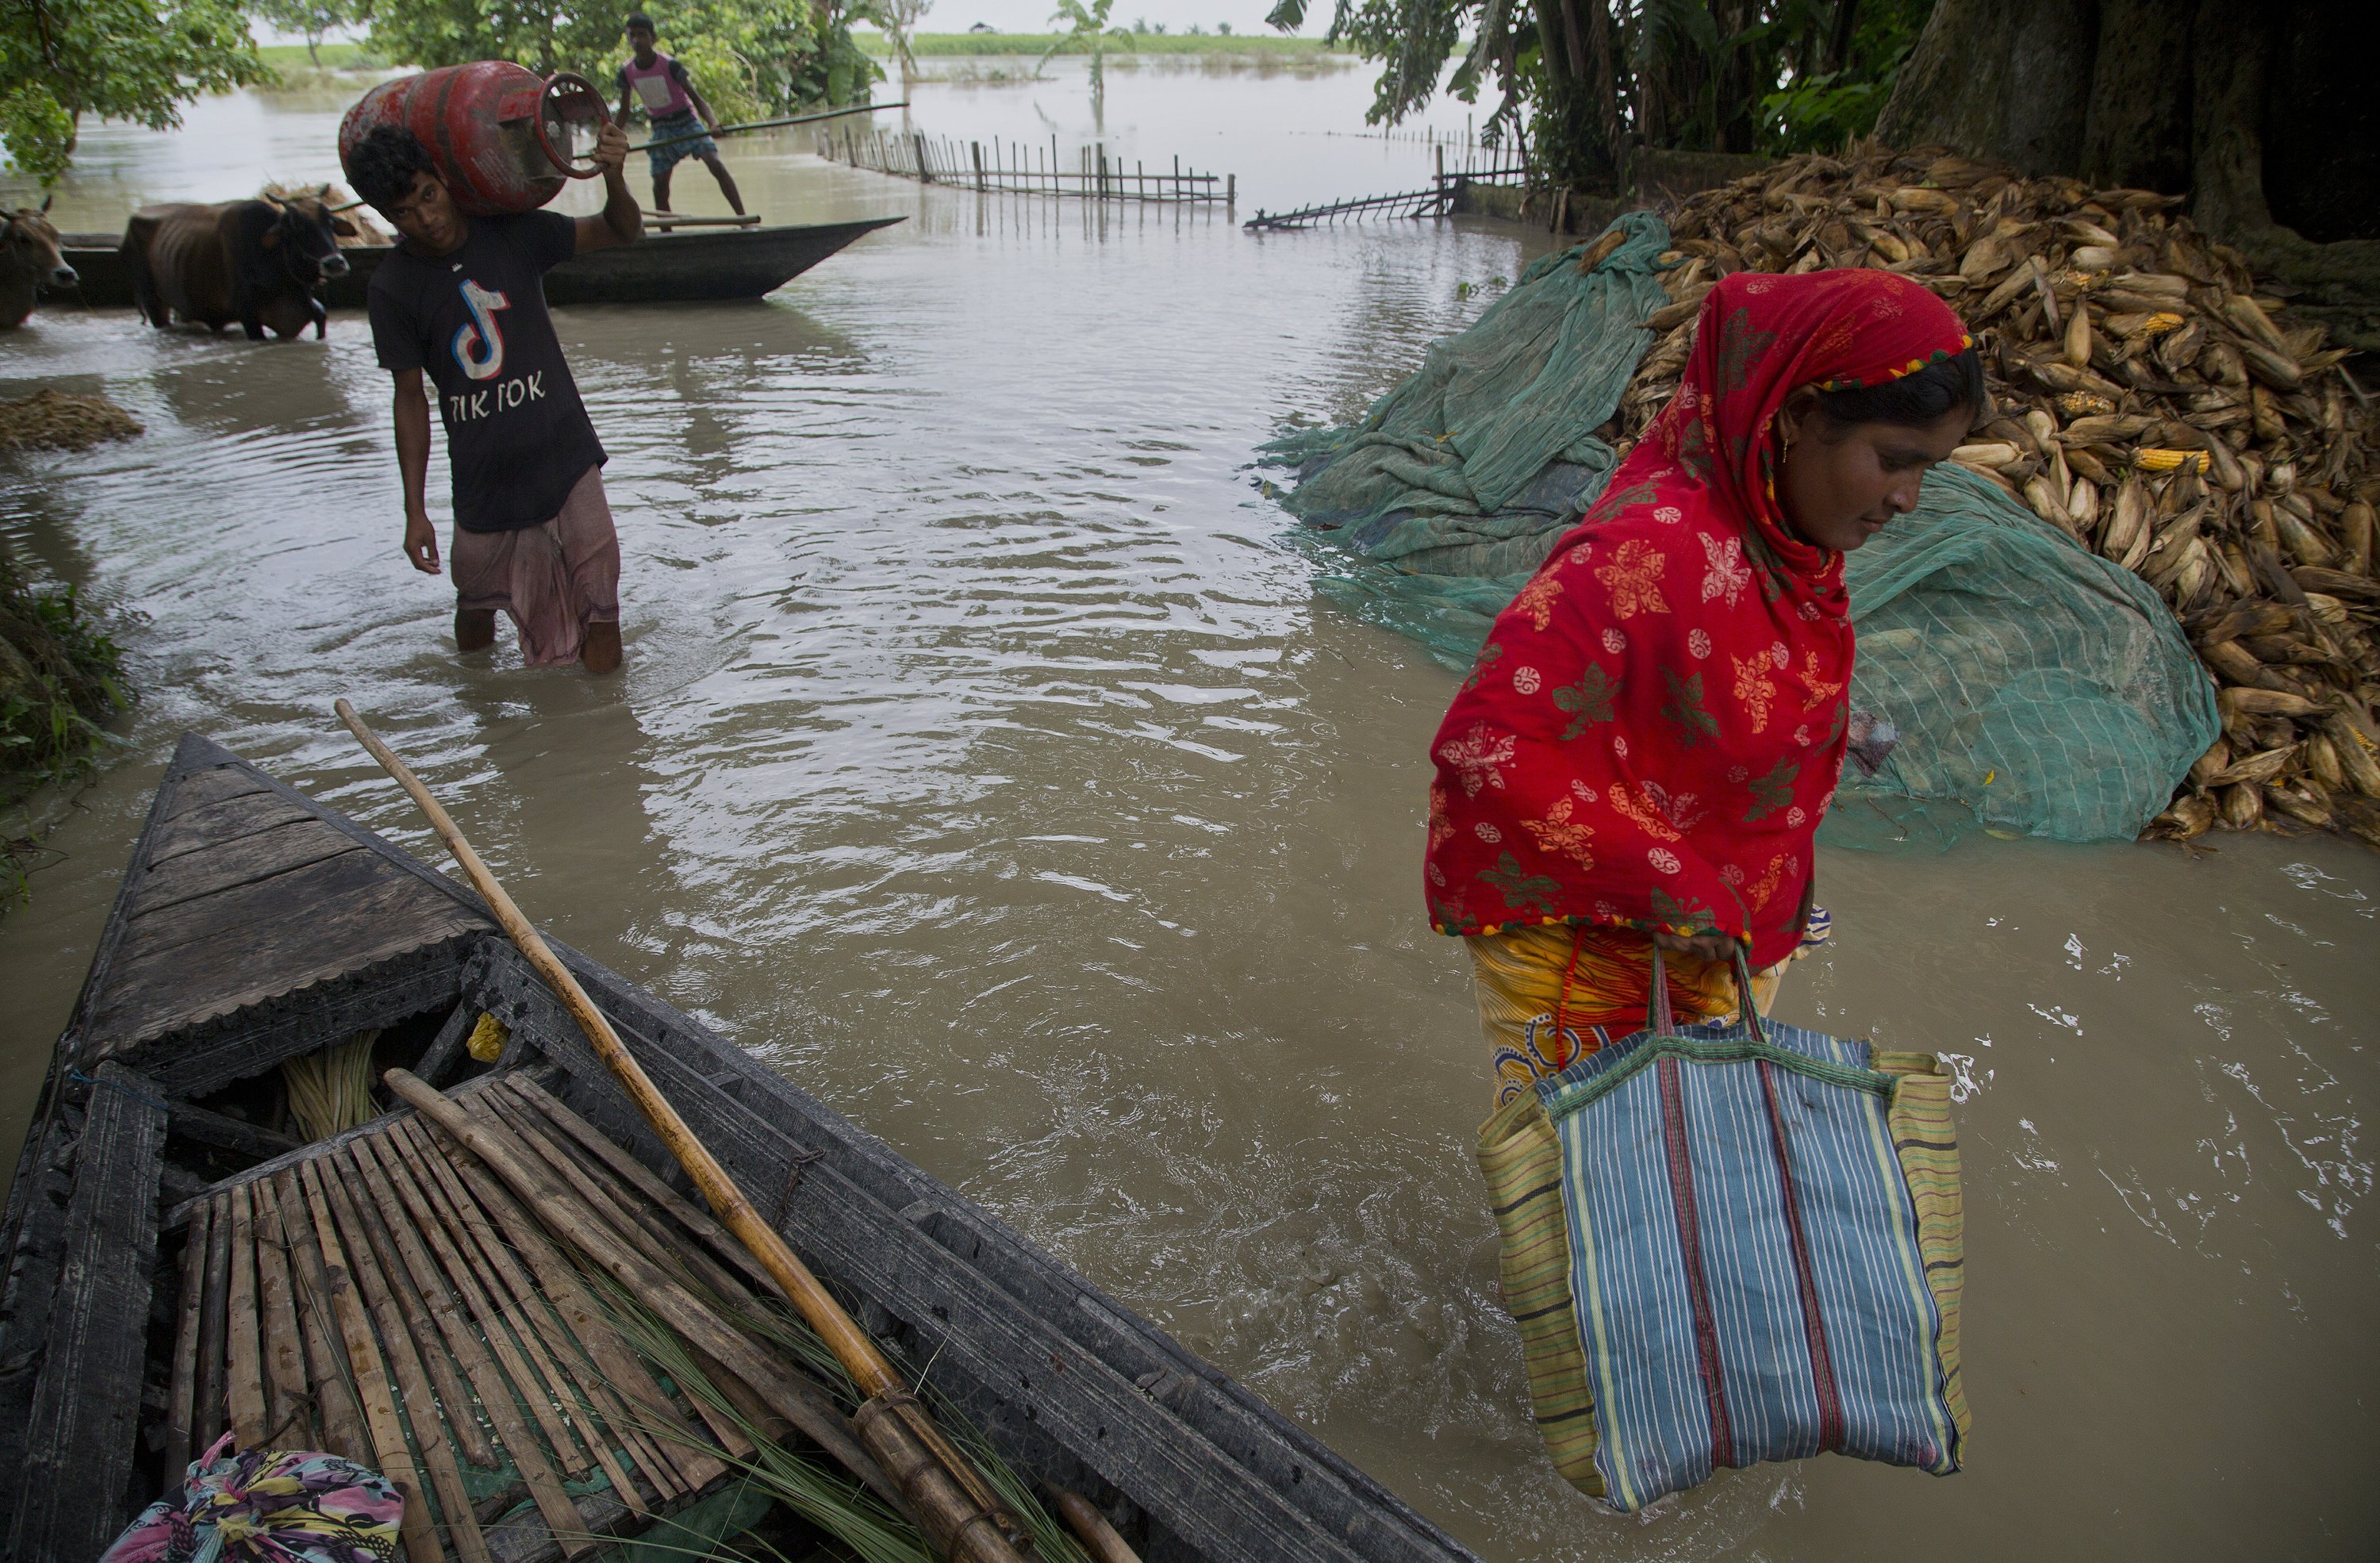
[{"left": 347, "top": 117, "right": 641, "bottom": 674}]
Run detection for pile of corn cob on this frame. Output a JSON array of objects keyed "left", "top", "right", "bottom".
[{"left": 1600, "top": 144, "right": 2380, "bottom": 851}]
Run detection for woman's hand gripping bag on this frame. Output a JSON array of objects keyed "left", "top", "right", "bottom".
[{"left": 1476, "top": 955, "right": 1967, "bottom": 1510}]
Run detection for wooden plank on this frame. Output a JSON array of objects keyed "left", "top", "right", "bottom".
[
  {"left": 293, "top": 1159, "right": 446, "bottom": 1563},
  {"left": 6, "top": 1064, "right": 167, "bottom": 1563},
  {"left": 454, "top": 1100, "right": 739, "bottom": 1484},
  {"left": 163, "top": 1179, "right": 213, "bottom": 1477},
  {"left": 225, "top": 1182, "right": 268, "bottom": 1447},
  {"left": 273, "top": 1169, "right": 381, "bottom": 1471},
  {"left": 157, "top": 763, "right": 274, "bottom": 822},
  {"left": 120, "top": 846, "right": 469, "bottom": 971},
  {"left": 196, "top": 1189, "right": 233, "bottom": 1453},
  {"left": 144, "top": 793, "right": 317, "bottom": 869},
  {"left": 128, "top": 820, "right": 363, "bottom": 922},
  {"left": 416, "top": 1001, "right": 481, "bottom": 1089},
  {"left": 393, "top": 1119, "right": 607, "bottom": 1482},
  {"left": 251, "top": 1178, "right": 320, "bottom": 1450},
  {"left": 314, "top": 1158, "right": 496, "bottom": 1563},
  {"left": 346, "top": 1138, "right": 597, "bottom": 1557},
  {"left": 397, "top": 1123, "right": 662, "bottom": 1513},
  {"left": 509, "top": 1076, "right": 778, "bottom": 1299},
  {"left": 167, "top": 1093, "right": 305, "bottom": 1162},
  {"left": 405, "top": 1112, "right": 866, "bottom": 1507},
  {"left": 328, "top": 1143, "right": 500, "bottom": 1465},
  {"left": 86, "top": 861, "right": 481, "bottom": 1056}
]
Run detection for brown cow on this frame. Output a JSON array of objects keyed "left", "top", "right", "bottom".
[
  {"left": 1, "top": 197, "right": 77, "bottom": 328},
  {"left": 121, "top": 190, "right": 355, "bottom": 340}
]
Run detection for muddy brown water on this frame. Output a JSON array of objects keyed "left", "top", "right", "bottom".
[{"left": 3, "top": 70, "right": 2377, "bottom": 1562}]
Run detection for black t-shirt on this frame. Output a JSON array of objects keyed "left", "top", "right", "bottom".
[{"left": 367, "top": 210, "right": 607, "bottom": 533}]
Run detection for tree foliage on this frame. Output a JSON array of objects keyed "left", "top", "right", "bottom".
[
  {"left": 1263, "top": 0, "right": 1930, "bottom": 190},
  {"left": 363, "top": 0, "right": 887, "bottom": 120},
  {"left": 255, "top": 0, "right": 358, "bottom": 67},
  {"left": 0, "top": 0, "right": 265, "bottom": 182},
  {"left": 1039, "top": 0, "right": 1135, "bottom": 125}
]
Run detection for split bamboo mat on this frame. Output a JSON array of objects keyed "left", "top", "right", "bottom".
[{"left": 166, "top": 1072, "right": 796, "bottom": 1563}]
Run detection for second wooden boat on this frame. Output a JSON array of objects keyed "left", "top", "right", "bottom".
[{"left": 44, "top": 217, "right": 904, "bottom": 313}]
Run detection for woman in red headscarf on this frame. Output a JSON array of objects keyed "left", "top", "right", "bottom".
[{"left": 1426, "top": 269, "right": 1982, "bottom": 1105}]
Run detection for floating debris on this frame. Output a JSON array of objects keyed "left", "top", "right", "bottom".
[{"left": 0, "top": 389, "right": 144, "bottom": 452}]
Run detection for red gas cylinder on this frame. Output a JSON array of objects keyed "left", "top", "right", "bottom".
[{"left": 340, "top": 62, "right": 608, "bottom": 216}]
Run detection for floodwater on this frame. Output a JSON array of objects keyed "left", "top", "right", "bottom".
[{"left": 5, "top": 61, "right": 2378, "bottom": 1563}]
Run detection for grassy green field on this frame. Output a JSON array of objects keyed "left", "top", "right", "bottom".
[
  {"left": 856, "top": 31, "right": 1352, "bottom": 57},
  {"left": 255, "top": 42, "right": 386, "bottom": 71}
]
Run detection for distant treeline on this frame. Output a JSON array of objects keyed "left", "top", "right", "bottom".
[{"left": 854, "top": 32, "right": 1353, "bottom": 56}]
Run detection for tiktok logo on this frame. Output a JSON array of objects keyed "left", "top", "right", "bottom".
[{"left": 450, "top": 279, "right": 512, "bottom": 382}]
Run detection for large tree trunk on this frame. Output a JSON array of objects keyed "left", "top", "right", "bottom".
[
  {"left": 1874, "top": 0, "right": 2096, "bottom": 176},
  {"left": 1879, "top": 0, "right": 2380, "bottom": 340}
]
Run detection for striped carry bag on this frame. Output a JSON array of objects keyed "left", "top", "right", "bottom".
[{"left": 1476, "top": 950, "right": 1967, "bottom": 1511}]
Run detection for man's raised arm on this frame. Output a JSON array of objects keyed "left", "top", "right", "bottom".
[{"left": 575, "top": 121, "right": 643, "bottom": 254}]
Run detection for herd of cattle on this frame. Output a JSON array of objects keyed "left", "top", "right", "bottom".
[{"left": 2, "top": 188, "right": 362, "bottom": 337}]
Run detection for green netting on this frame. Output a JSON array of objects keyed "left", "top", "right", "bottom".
[
  {"left": 1835, "top": 462, "right": 2219, "bottom": 841},
  {"left": 1261, "top": 216, "right": 2220, "bottom": 845}
]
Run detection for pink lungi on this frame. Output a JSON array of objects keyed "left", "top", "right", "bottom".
[{"left": 450, "top": 465, "right": 620, "bottom": 666}]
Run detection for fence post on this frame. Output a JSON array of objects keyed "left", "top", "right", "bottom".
[
  {"left": 972, "top": 140, "right": 985, "bottom": 191},
  {"left": 1435, "top": 142, "right": 1445, "bottom": 214},
  {"left": 915, "top": 132, "right": 931, "bottom": 182},
  {"left": 1226, "top": 172, "right": 1235, "bottom": 209}
]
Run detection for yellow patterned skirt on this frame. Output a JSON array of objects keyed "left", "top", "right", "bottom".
[{"left": 1465, "top": 920, "right": 1821, "bottom": 1108}]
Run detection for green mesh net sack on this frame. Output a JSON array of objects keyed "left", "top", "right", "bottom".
[
  {"left": 1261, "top": 217, "right": 2220, "bottom": 845},
  {"left": 1258, "top": 210, "right": 1675, "bottom": 636}
]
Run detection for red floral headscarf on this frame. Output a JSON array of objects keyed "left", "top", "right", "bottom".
[{"left": 1424, "top": 269, "right": 1972, "bottom": 966}]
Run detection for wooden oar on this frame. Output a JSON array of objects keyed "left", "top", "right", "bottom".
[
  {"left": 335, "top": 699, "right": 1027, "bottom": 1563},
  {"left": 628, "top": 100, "right": 908, "bottom": 154}
]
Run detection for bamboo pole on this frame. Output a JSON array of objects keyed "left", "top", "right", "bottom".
[
  {"left": 301, "top": 1158, "right": 481, "bottom": 1563},
  {"left": 251, "top": 1179, "right": 318, "bottom": 1450},
  {"left": 484, "top": 1089, "right": 754, "bottom": 1310},
  {"left": 445, "top": 1099, "right": 735, "bottom": 1488},
  {"left": 505, "top": 1077, "right": 777, "bottom": 1300},
  {"left": 321, "top": 1162, "right": 501, "bottom": 1562},
  {"left": 628, "top": 101, "right": 905, "bottom": 155},
  {"left": 400, "top": 1100, "right": 894, "bottom": 1511},
  {"left": 164, "top": 1195, "right": 211, "bottom": 1476},
  {"left": 224, "top": 1183, "right": 267, "bottom": 1449},
  {"left": 411, "top": 1111, "right": 692, "bottom": 1510},
  {"left": 396, "top": 1119, "right": 651, "bottom": 1510},
  {"left": 196, "top": 1191, "right": 233, "bottom": 1454},
  {"left": 338, "top": 699, "right": 1028, "bottom": 1563},
  {"left": 279, "top": 1168, "right": 440, "bottom": 1563},
  {"left": 328, "top": 1146, "right": 501, "bottom": 1468},
  {"left": 1049, "top": 1489, "right": 1143, "bottom": 1563},
  {"left": 362, "top": 1133, "right": 597, "bottom": 1484}
]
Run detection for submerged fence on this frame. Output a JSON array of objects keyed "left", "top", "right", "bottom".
[
  {"left": 816, "top": 126, "right": 1234, "bottom": 205},
  {"left": 1242, "top": 144, "right": 1528, "bottom": 230}
]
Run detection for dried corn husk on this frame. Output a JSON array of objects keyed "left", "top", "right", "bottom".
[{"left": 1642, "top": 144, "right": 2378, "bottom": 851}]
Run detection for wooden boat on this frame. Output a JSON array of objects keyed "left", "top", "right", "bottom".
[
  {"left": 0, "top": 735, "right": 1476, "bottom": 1563},
  {"left": 43, "top": 217, "right": 903, "bottom": 313}
]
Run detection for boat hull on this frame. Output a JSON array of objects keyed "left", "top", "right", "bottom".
[
  {"left": 41, "top": 217, "right": 904, "bottom": 313},
  {"left": 0, "top": 735, "right": 1476, "bottom": 1563}
]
